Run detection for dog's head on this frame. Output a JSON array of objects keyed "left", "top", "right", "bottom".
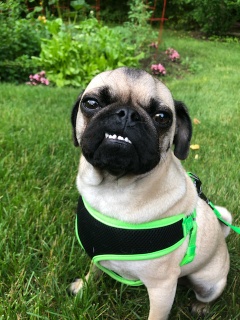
[{"left": 71, "top": 67, "right": 192, "bottom": 176}]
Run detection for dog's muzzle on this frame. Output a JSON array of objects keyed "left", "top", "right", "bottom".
[{"left": 80, "top": 106, "right": 160, "bottom": 175}]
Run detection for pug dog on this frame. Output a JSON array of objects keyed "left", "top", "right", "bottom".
[{"left": 70, "top": 67, "right": 232, "bottom": 320}]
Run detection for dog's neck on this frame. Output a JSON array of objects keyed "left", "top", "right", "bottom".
[
  {"left": 78, "top": 153, "right": 175, "bottom": 186},
  {"left": 76, "top": 152, "right": 197, "bottom": 223}
]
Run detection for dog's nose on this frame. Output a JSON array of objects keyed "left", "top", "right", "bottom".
[{"left": 116, "top": 107, "right": 140, "bottom": 125}]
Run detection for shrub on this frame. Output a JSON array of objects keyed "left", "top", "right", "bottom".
[
  {"left": 191, "top": 0, "right": 240, "bottom": 35},
  {"left": 127, "top": 0, "right": 152, "bottom": 27},
  {"left": 0, "top": 16, "right": 48, "bottom": 83},
  {"left": 0, "top": 0, "right": 48, "bottom": 83},
  {"left": 167, "top": 0, "right": 240, "bottom": 36},
  {"left": 0, "top": 18, "right": 48, "bottom": 61},
  {"left": 33, "top": 17, "right": 144, "bottom": 87},
  {"left": 0, "top": 55, "right": 40, "bottom": 84}
]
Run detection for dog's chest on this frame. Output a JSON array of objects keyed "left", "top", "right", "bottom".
[{"left": 78, "top": 181, "right": 187, "bottom": 225}]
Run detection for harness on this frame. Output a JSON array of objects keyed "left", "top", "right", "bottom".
[{"left": 75, "top": 173, "right": 240, "bottom": 286}]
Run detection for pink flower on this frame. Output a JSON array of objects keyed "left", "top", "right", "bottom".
[
  {"left": 157, "top": 64, "right": 166, "bottom": 75},
  {"left": 165, "top": 48, "right": 180, "bottom": 61},
  {"left": 151, "top": 63, "right": 166, "bottom": 75},
  {"left": 170, "top": 51, "right": 180, "bottom": 61},
  {"left": 26, "top": 71, "right": 50, "bottom": 86},
  {"left": 149, "top": 42, "right": 158, "bottom": 48},
  {"left": 33, "top": 74, "right": 40, "bottom": 81},
  {"left": 151, "top": 64, "right": 158, "bottom": 71}
]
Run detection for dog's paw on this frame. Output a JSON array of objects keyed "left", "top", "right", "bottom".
[
  {"left": 69, "top": 278, "right": 84, "bottom": 295},
  {"left": 190, "top": 302, "right": 209, "bottom": 318}
]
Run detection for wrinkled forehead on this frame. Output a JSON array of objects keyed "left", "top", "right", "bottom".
[{"left": 83, "top": 68, "right": 174, "bottom": 110}]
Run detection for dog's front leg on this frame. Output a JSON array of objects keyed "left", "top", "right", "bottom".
[
  {"left": 69, "top": 263, "right": 102, "bottom": 295},
  {"left": 146, "top": 278, "right": 178, "bottom": 320}
]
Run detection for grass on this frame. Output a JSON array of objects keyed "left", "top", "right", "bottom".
[{"left": 0, "top": 30, "right": 240, "bottom": 319}]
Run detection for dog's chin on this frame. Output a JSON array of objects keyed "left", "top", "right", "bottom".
[{"left": 82, "top": 138, "right": 160, "bottom": 176}]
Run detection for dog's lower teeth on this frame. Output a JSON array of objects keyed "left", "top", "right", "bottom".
[
  {"left": 105, "top": 133, "right": 132, "bottom": 144},
  {"left": 125, "top": 137, "right": 132, "bottom": 144}
]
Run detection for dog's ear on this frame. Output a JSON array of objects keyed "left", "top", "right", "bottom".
[
  {"left": 173, "top": 100, "right": 192, "bottom": 160},
  {"left": 71, "top": 94, "right": 83, "bottom": 147}
]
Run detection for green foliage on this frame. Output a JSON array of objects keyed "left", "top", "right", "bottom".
[
  {"left": 0, "top": 18, "right": 47, "bottom": 62},
  {"left": 123, "top": 0, "right": 154, "bottom": 49},
  {"left": 0, "top": 55, "right": 40, "bottom": 84},
  {"left": 167, "top": 0, "right": 240, "bottom": 35},
  {"left": 191, "top": 0, "right": 240, "bottom": 35},
  {"left": 0, "top": 4, "right": 48, "bottom": 83},
  {"left": 70, "top": 0, "right": 90, "bottom": 12},
  {"left": 127, "top": 0, "right": 152, "bottom": 27},
  {"left": 34, "top": 17, "right": 144, "bottom": 88},
  {"left": 181, "top": 56, "right": 203, "bottom": 74},
  {"left": 0, "top": 0, "right": 27, "bottom": 19}
]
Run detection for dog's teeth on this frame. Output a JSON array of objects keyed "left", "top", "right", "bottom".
[
  {"left": 105, "top": 133, "right": 132, "bottom": 144},
  {"left": 125, "top": 137, "right": 132, "bottom": 144}
]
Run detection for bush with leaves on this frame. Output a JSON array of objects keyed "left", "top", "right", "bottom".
[
  {"left": 167, "top": 0, "right": 240, "bottom": 36},
  {"left": 127, "top": 0, "right": 152, "bottom": 27},
  {"left": 33, "top": 17, "right": 144, "bottom": 87},
  {"left": 0, "top": 1, "right": 48, "bottom": 83},
  {"left": 0, "top": 55, "right": 41, "bottom": 84},
  {"left": 190, "top": 0, "right": 240, "bottom": 35}
]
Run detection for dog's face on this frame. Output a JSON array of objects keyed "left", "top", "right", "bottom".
[{"left": 72, "top": 67, "right": 192, "bottom": 176}]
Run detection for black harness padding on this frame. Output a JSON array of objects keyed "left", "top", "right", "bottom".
[{"left": 77, "top": 197, "right": 184, "bottom": 259}]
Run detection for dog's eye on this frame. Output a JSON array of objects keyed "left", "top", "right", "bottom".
[
  {"left": 82, "top": 99, "right": 100, "bottom": 110},
  {"left": 153, "top": 112, "right": 172, "bottom": 127}
]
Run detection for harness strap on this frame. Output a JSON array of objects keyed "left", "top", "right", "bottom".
[
  {"left": 180, "top": 210, "right": 197, "bottom": 266},
  {"left": 188, "top": 172, "right": 240, "bottom": 234},
  {"left": 209, "top": 201, "right": 240, "bottom": 234}
]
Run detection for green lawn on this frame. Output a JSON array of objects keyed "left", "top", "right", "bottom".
[{"left": 0, "top": 31, "right": 240, "bottom": 319}]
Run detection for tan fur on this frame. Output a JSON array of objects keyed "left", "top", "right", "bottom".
[{"left": 71, "top": 67, "right": 232, "bottom": 320}]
